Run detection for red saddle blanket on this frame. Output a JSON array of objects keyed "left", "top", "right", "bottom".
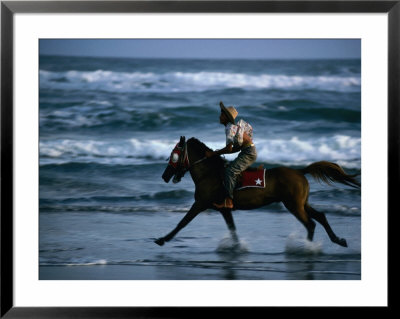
[{"left": 237, "top": 169, "right": 266, "bottom": 190}]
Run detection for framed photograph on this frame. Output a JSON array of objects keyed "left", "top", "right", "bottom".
[{"left": 1, "top": 0, "right": 395, "bottom": 316}]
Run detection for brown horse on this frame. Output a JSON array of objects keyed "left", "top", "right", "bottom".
[{"left": 155, "top": 136, "right": 360, "bottom": 248}]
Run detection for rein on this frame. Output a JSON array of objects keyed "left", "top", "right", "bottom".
[
  {"left": 167, "top": 137, "right": 224, "bottom": 184},
  {"left": 191, "top": 156, "right": 207, "bottom": 167},
  {"left": 181, "top": 142, "right": 207, "bottom": 171}
]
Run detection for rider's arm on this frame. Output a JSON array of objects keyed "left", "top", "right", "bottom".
[
  {"left": 216, "top": 130, "right": 253, "bottom": 155},
  {"left": 206, "top": 142, "right": 238, "bottom": 157},
  {"left": 216, "top": 142, "right": 235, "bottom": 155}
]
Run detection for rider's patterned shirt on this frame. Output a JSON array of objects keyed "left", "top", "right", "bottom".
[{"left": 225, "top": 119, "right": 253, "bottom": 148}]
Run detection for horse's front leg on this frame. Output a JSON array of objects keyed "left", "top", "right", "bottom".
[{"left": 155, "top": 201, "right": 205, "bottom": 246}]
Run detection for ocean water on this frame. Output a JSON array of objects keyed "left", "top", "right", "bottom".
[{"left": 39, "top": 55, "right": 361, "bottom": 280}]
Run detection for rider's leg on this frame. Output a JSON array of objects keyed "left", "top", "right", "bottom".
[{"left": 215, "top": 146, "right": 257, "bottom": 209}]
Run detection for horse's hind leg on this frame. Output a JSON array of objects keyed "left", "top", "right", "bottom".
[
  {"left": 305, "top": 204, "right": 347, "bottom": 247},
  {"left": 219, "top": 208, "right": 239, "bottom": 243},
  {"left": 283, "top": 201, "right": 316, "bottom": 241}
]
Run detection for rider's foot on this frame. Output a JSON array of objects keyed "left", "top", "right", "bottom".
[{"left": 213, "top": 197, "right": 234, "bottom": 209}]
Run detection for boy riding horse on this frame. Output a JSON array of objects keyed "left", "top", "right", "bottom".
[{"left": 205, "top": 102, "right": 257, "bottom": 209}]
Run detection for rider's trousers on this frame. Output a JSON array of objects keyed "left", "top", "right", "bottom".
[{"left": 224, "top": 145, "right": 257, "bottom": 199}]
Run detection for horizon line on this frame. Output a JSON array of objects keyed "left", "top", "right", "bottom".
[{"left": 40, "top": 54, "right": 361, "bottom": 61}]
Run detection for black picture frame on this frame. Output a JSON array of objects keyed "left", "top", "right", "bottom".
[{"left": 1, "top": 1, "right": 395, "bottom": 317}]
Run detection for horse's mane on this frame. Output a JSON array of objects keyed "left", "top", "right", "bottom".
[
  {"left": 187, "top": 137, "right": 212, "bottom": 152},
  {"left": 187, "top": 137, "right": 226, "bottom": 169}
]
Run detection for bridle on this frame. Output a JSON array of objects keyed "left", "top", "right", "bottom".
[{"left": 167, "top": 136, "right": 207, "bottom": 183}]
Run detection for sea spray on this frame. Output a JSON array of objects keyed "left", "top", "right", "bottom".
[
  {"left": 216, "top": 232, "right": 249, "bottom": 254},
  {"left": 285, "top": 232, "right": 323, "bottom": 255}
]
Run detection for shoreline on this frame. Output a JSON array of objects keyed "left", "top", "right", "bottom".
[
  {"left": 40, "top": 264, "right": 167, "bottom": 280},
  {"left": 39, "top": 264, "right": 360, "bottom": 280}
]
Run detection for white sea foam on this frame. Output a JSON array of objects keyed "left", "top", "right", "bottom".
[
  {"left": 216, "top": 232, "right": 249, "bottom": 254},
  {"left": 285, "top": 232, "right": 323, "bottom": 255},
  {"left": 39, "top": 134, "right": 361, "bottom": 168},
  {"left": 39, "top": 138, "right": 174, "bottom": 165},
  {"left": 219, "top": 135, "right": 361, "bottom": 168},
  {"left": 40, "top": 69, "right": 361, "bottom": 93},
  {"left": 65, "top": 259, "right": 108, "bottom": 266}
]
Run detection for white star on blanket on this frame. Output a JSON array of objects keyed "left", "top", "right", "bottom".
[{"left": 255, "top": 178, "right": 262, "bottom": 185}]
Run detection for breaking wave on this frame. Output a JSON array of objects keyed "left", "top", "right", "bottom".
[
  {"left": 39, "top": 135, "right": 361, "bottom": 169},
  {"left": 40, "top": 69, "right": 361, "bottom": 93}
]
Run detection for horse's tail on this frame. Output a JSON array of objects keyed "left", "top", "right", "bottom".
[{"left": 300, "top": 161, "right": 360, "bottom": 188}]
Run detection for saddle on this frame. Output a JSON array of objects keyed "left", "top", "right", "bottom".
[
  {"left": 220, "top": 160, "right": 266, "bottom": 190},
  {"left": 237, "top": 165, "right": 266, "bottom": 190}
]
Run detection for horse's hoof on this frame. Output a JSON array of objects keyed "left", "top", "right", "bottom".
[
  {"left": 155, "top": 238, "right": 165, "bottom": 246},
  {"left": 337, "top": 238, "right": 348, "bottom": 247}
]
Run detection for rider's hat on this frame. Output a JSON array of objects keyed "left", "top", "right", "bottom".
[{"left": 220, "top": 101, "right": 238, "bottom": 124}]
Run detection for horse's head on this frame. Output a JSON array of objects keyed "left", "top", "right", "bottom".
[
  {"left": 162, "top": 136, "right": 190, "bottom": 184},
  {"left": 162, "top": 136, "right": 225, "bottom": 184}
]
